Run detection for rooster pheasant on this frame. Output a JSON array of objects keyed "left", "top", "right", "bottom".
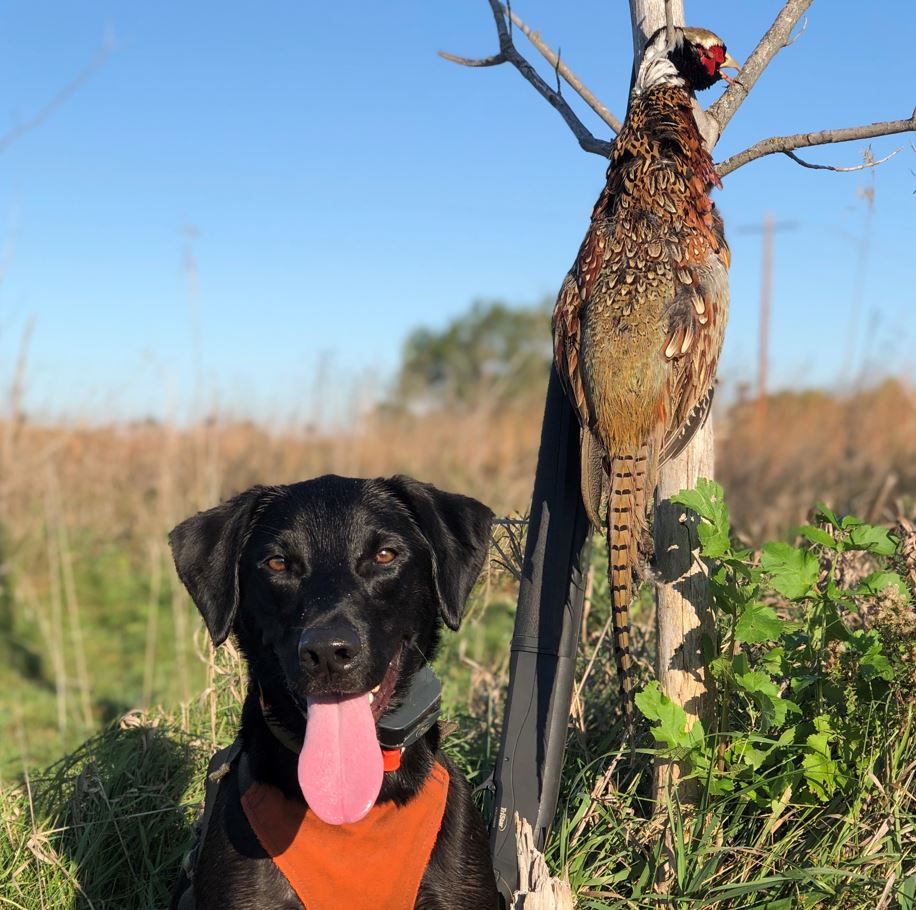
[{"left": 552, "top": 26, "right": 738, "bottom": 743}]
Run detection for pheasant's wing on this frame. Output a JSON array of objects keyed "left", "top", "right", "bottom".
[
  {"left": 659, "top": 202, "right": 730, "bottom": 462},
  {"left": 579, "top": 426, "right": 607, "bottom": 530},
  {"left": 552, "top": 216, "right": 608, "bottom": 433},
  {"left": 553, "top": 220, "right": 611, "bottom": 528},
  {"left": 552, "top": 270, "right": 590, "bottom": 431},
  {"left": 658, "top": 385, "right": 714, "bottom": 466}
]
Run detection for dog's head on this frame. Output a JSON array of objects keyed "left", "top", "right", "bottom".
[{"left": 169, "top": 473, "right": 493, "bottom": 714}]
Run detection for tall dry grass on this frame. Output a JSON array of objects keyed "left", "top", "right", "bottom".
[
  {"left": 719, "top": 378, "right": 916, "bottom": 540},
  {"left": 2, "top": 375, "right": 914, "bottom": 572},
  {"left": 1, "top": 405, "right": 541, "bottom": 539}
]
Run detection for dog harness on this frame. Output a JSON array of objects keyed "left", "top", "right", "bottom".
[
  {"left": 241, "top": 761, "right": 450, "bottom": 910},
  {"left": 176, "top": 690, "right": 448, "bottom": 909}
]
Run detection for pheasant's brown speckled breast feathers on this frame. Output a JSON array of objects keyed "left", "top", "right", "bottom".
[{"left": 551, "top": 66, "right": 730, "bottom": 747}]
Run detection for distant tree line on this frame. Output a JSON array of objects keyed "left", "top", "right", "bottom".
[{"left": 391, "top": 299, "right": 553, "bottom": 412}]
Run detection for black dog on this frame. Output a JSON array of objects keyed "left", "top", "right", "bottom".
[{"left": 168, "top": 474, "right": 500, "bottom": 910}]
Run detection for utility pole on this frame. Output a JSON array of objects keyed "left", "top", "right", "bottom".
[
  {"left": 735, "top": 215, "right": 797, "bottom": 422},
  {"left": 758, "top": 211, "right": 774, "bottom": 420}
]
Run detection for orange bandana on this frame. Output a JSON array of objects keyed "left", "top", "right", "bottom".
[{"left": 241, "top": 762, "right": 450, "bottom": 910}]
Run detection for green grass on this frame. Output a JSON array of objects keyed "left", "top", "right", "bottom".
[
  {"left": 1, "top": 534, "right": 208, "bottom": 778},
  {"left": 550, "top": 706, "right": 916, "bottom": 908}
]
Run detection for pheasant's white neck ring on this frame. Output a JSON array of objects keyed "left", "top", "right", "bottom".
[{"left": 633, "top": 32, "right": 684, "bottom": 95}]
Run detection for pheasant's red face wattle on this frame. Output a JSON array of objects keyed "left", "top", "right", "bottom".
[{"left": 700, "top": 44, "right": 726, "bottom": 77}]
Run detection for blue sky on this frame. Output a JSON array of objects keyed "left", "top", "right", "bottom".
[{"left": 0, "top": 1, "right": 913, "bottom": 422}]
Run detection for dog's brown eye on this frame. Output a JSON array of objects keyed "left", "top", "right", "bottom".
[
  {"left": 374, "top": 549, "right": 397, "bottom": 565},
  {"left": 266, "top": 556, "right": 287, "bottom": 572}
]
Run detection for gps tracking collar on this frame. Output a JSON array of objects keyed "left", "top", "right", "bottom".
[{"left": 377, "top": 665, "right": 442, "bottom": 750}]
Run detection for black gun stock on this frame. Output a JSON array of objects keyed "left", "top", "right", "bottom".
[{"left": 489, "top": 366, "right": 592, "bottom": 904}]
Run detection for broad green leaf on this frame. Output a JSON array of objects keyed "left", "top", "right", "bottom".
[
  {"left": 856, "top": 571, "right": 910, "bottom": 599},
  {"left": 794, "top": 525, "right": 838, "bottom": 549},
  {"left": 819, "top": 597, "right": 851, "bottom": 644},
  {"left": 697, "top": 520, "right": 731, "bottom": 558},
  {"left": 735, "top": 602, "right": 785, "bottom": 644},
  {"left": 727, "top": 737, "right": 767, "bottom": 770},
  {"left": 761, "top": 542, "right": 820, "bottom": 599},
  {"left": 859, "top": 650, "right": 894, "bottom": 682},
  {"left": 802, "top": 723, "right": 838, "bottom": 800},
  {"left": 847, "top": 523, "right": 897, "bottom": 555},
  {"left": 734, "top": 670, "right": 777, "bottom": 697},
  {"left": 670, "top": 488, "right": 709, "bottom": 518},
  {"left": 706, "top": 776, "right": 737, "bottom": 796},
  {"left": 671, "top": 478, "right": 731, "bottom": 557},
  {"left": 790, "top": 674, "right": 818, "bottom": 695},
  {"left": 849, "top": 630, "right": 894, "bottom": 682},
  {"left": 732, "top": 652, "right": 751, "bottom": 678},
  {"left": 635, "top": 681, "right": 705, "bottom": 751},
  {"left": 735, "top": 670, "right": 798, "bottom": 729},
  {"left": 710, "top": 573, "right": 756, "bottom": 617},
  {"left": 821, "top": 680, "right": 848, "bottom": 709},
  {"left": 761, "top": 646, "right": 785, "bottom": 674}
]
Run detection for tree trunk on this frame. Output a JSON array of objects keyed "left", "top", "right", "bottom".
[
  {"left": 652, "top": 420, "right": 716, "bottom": 803},
  {"left": 626, "top": 0, "right": 717, "bottom": 804},
  {"left": 629, "top": 0, "right": 681, "bottom": 63}
]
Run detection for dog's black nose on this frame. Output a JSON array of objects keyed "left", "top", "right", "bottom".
[{"left": 299, "top": 624, "right": 362, "bottom": 679}]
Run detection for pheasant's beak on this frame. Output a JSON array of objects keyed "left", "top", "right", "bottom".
[{"left": 719, "top": 53, "right": 741, "bottom": 84}]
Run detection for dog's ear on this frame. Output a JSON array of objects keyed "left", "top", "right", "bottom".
[
  {"left": 386, "top": 476, "right": 494, "bottom": 631},
  {"left": 168, "top": 487, "right": 273, "bottom": 646}
]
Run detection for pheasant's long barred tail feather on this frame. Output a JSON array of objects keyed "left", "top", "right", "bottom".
[{"left": 607, "top": 450, "right": 650, "bottom": 749}]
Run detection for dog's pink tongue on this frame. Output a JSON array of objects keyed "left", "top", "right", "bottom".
[{"left": 299, "top": 693, "right": 382, "bottom": 825}]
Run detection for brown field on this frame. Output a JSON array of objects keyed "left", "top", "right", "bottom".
[
  {"left": 2, "top": 374, "right": 913, "bottom": 652},
  {"left": 2, "top": 376, "right": 913, "bottom": 549}
]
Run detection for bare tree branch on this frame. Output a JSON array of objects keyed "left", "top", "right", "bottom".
[
  {"left": 716, "top": 113, "right": 916, "bottom": 178},
  {"left": 0, "top": 36, "right": 114, "bottom": 154},
  {"left": 500, "top": 4, "right": 622, "bottom": 134},
  {"left": 664, "top": 0, "right": 675, "bottom": 50},
  {"left": 782, "top": 147, "right": 902, "bottom": 173},
  {"left": 438, "top": 51, "right": 505, "bottom": 68},
  {"left": 439, "top": 0, "right": 613, "bottom": 156},
  {"left": 707, "top": 0, "right": 814, "bottom": 137}
]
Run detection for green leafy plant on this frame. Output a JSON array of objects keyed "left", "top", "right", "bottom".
[{"left": 638, "top": 479, "right": 912, "bottom": 808}]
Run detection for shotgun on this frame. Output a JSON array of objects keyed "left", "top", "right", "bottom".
[{"left": 488, "top": 366, "right": 592, "bottom": 904}]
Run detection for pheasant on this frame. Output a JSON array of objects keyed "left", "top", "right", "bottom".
[{"left": 552, "top": 26, "right": 738, "bottom": 744}]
